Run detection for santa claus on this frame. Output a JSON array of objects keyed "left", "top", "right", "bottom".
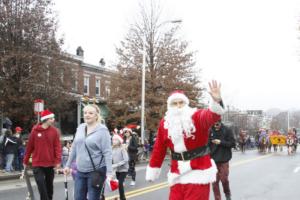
[{"left": 146, "top": 80, "right": 224, "bottom": 200}]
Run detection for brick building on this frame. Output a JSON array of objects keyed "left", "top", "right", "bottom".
[{"left": 59, "top": 46, "right": 113, "bottom": 136}]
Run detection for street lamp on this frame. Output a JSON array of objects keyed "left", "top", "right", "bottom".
[
  {"left": 140, "top": 19, "right": 182, "bottom": 145},
  {"left": 0, "top": 101, "right": 3, "bottom": 133},
  {"left": 287, "top": 111, "right": 290, "bottom": 131}
]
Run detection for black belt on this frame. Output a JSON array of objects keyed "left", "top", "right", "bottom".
[{"left": 171, "top": 145, "right": 210, "bottom": 161}]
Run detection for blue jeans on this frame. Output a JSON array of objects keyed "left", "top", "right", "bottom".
[
  {"left": 5, "top": 153, "right": 14, "bottom": 172},
  {"left": 14, "top": 153, "right": 23, "bottom": 171},
  {"left": 74, "top": 168, "right": 106, "bottom": 200}
]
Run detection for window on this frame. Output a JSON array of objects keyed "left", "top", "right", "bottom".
[
  {"left": 84, "top": 76, "right": 89, "bottom": 95},
  {"left": 95, "top": 79, "right": 101, "bottom": 96},
  {"left": 105, "top": 81, "right": 110, "bottom": 97},
  {"left": 71, "top": 70, "right": 78, "bottom": 92}
]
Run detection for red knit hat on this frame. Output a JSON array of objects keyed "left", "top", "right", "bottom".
[
  {"left": 15, "top": 127, "right": 22, "bottom": 132},
  {"left": 40, "top": 109, "right": 55, "bottom": 121}
]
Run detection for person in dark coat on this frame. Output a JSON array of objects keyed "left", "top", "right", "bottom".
[
  {"left": 4, "top": 129, "right": 18, "bottom": 172},
  {"left": 209, "top": 120, "right": 235, "bottom": 200},
  {"left": 13, "top": 127, "right": 23, "bottom": 171},
  {"left": 124, "top": 128, "right": 139, "bottom": 186}
]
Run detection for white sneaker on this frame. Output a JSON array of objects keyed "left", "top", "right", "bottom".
[{"left": 130, "top": 181, "right": 136, "bottom": 186}]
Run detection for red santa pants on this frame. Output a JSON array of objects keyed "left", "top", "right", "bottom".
[{"left": 169, "top": 183, "right": 210, "bottom": 200}]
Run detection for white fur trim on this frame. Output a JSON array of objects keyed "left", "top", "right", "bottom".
[
  {"left": 168, "top": 159, "right": 217, "bottom": 186},
  {"left": 167, "top": 93, "right": 189, "bottom": 107},
  {"left": 178, "top": 160, "right": 192, "bottom": 174},
  {"left": 173, "top": 135, "right": 187, "bottom": 153},
  {"left": 209, "top": 100, "right": 225, "bottom": 115},
  {"left": 41, "top": 113, "right": 54, "bottom": 121},
  {"left": 145, "top": 165, "right": 161, "bottom": 181}
]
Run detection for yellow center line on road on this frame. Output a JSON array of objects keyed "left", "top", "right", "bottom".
[
  {"left": 125, "top": 183, "right": 169, "bottom": 199},
  {"left": 106, "top": 182, "right": 168, "bottom": 200},
  {"left": 231, "top": 154, "right": 273, "bottom": 167},
  {"left": 107, "top": 154, "right": 274, "bottom": 199}
]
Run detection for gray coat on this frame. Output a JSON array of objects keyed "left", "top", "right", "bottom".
[
  {"left": 112, "top": 146, "right": 129, "bottom": 172},
  {"left": 66, "top": 123, "right": 112, "bottom": 174}
]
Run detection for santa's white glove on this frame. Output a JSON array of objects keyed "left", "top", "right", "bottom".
[{"left": 145, "top": 165, "right": 161, "bottom": 182}]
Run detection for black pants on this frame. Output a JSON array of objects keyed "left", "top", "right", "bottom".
[
  {"left": 32, "top": 167, "right": 55, "bottom": 200},
  {"left": 116, "top": 172, "right": 127, "bottom": 200},
  {"left": 128, "top": 159, "right": 136, "bottom": 181}
]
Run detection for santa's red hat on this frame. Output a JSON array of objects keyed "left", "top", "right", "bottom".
[
  {"left": 112, "top": 134, "right": 124, "bottom": 144},
  {"left": 167, "top": 90, "right": 189, "bottom": 106},
  {"left": 40, "top": 109, "right": 55, "bottom": 121}
]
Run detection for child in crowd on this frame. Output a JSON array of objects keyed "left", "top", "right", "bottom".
[{"left": 112, "top": 134, "right": 129, "bottom": 200}]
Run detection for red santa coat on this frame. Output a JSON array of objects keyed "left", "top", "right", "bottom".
[{"left": 146, "top": 101, "right": 223, "bottom": 186}]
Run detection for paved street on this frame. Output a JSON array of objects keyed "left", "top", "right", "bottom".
[{"left": 1, "top": 149, "right": 300, "bottom": 199}]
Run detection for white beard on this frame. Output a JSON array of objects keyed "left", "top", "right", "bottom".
[{"left": 164, "top": 105, "right": 197, "bottom": 143}]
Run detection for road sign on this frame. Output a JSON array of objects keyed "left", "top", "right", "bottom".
[{"left": 34, "top": 99, "right": 44, "bottom": 113}]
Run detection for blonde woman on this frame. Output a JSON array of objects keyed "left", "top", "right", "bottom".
[{"left": 64, "top": 104, "right": 112, "bottom": 200}]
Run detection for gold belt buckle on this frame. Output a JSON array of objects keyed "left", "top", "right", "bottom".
[{"left": 180, "top": 152, "right": 185, "bottom": 161}]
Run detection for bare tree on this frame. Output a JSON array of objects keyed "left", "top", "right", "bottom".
[
  {"left": 0, "top": 0, "right": 73, "bottom": 128},
  {"left": 108, "top": 1, "right": 203, "bottom": 130},
  {"left": 270, "top": 111, "right": 300, "bottom": 132},
  {"left": 270, "top": 112, "right": 289, "bottom": 132},
  {"left": 290, "top": 111, "right": 300, "bottom": 129}
]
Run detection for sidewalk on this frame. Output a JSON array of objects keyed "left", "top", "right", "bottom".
[
  {"left": 0, "top": 161, "right": 150, "bottom": 181},
  {"left": 0, "top": 156, "right": 167, "bottom": 181},
  {"left": 0, "top": 170, "right": 22, "bottom": 181},
  {"left": 0, "top": 169, "right": 33, "bottom": 181}
]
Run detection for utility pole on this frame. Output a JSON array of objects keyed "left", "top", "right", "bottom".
[
  {"left": 141, "top": 35, "right": 146, "bottom": 146},
  {"left": 0, "top": 101, "right": 4, "bottom": 133},
  {"left": 287, "top": 111, "right": 290, "bottom": 131},
  {"left": 227, "top": 105, "right": 230, "bottom": 123},
  {"left": 140, "top": 19, "right": 182, "bottom": 145}
]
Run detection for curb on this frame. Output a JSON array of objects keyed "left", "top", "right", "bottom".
[
  {"left": 0, "top": 170, "right": 33, "bottom": 181},
  {"left": 0, "top": 173, "right": 22, "bottom": 181},
  {"left": 0, "top": 157, "right": 167, "bottom": 181}
]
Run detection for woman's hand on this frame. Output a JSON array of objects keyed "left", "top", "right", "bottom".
[
  {"left": 63, "top": 167, "right": 70, "bottom": 175},
  {"left": 107, "top": 173, "right": 115, "bottom": 180},
  {"left": 211, "top": 139, "right": 221, "bottom": 145}
]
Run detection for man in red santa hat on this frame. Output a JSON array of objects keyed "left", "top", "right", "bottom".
[
  {"left": 23, "top": 109, "right": 61, "bottom": 200},
  {"left": 146, "top": 80, "right": 224, "bottom": 200}
]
